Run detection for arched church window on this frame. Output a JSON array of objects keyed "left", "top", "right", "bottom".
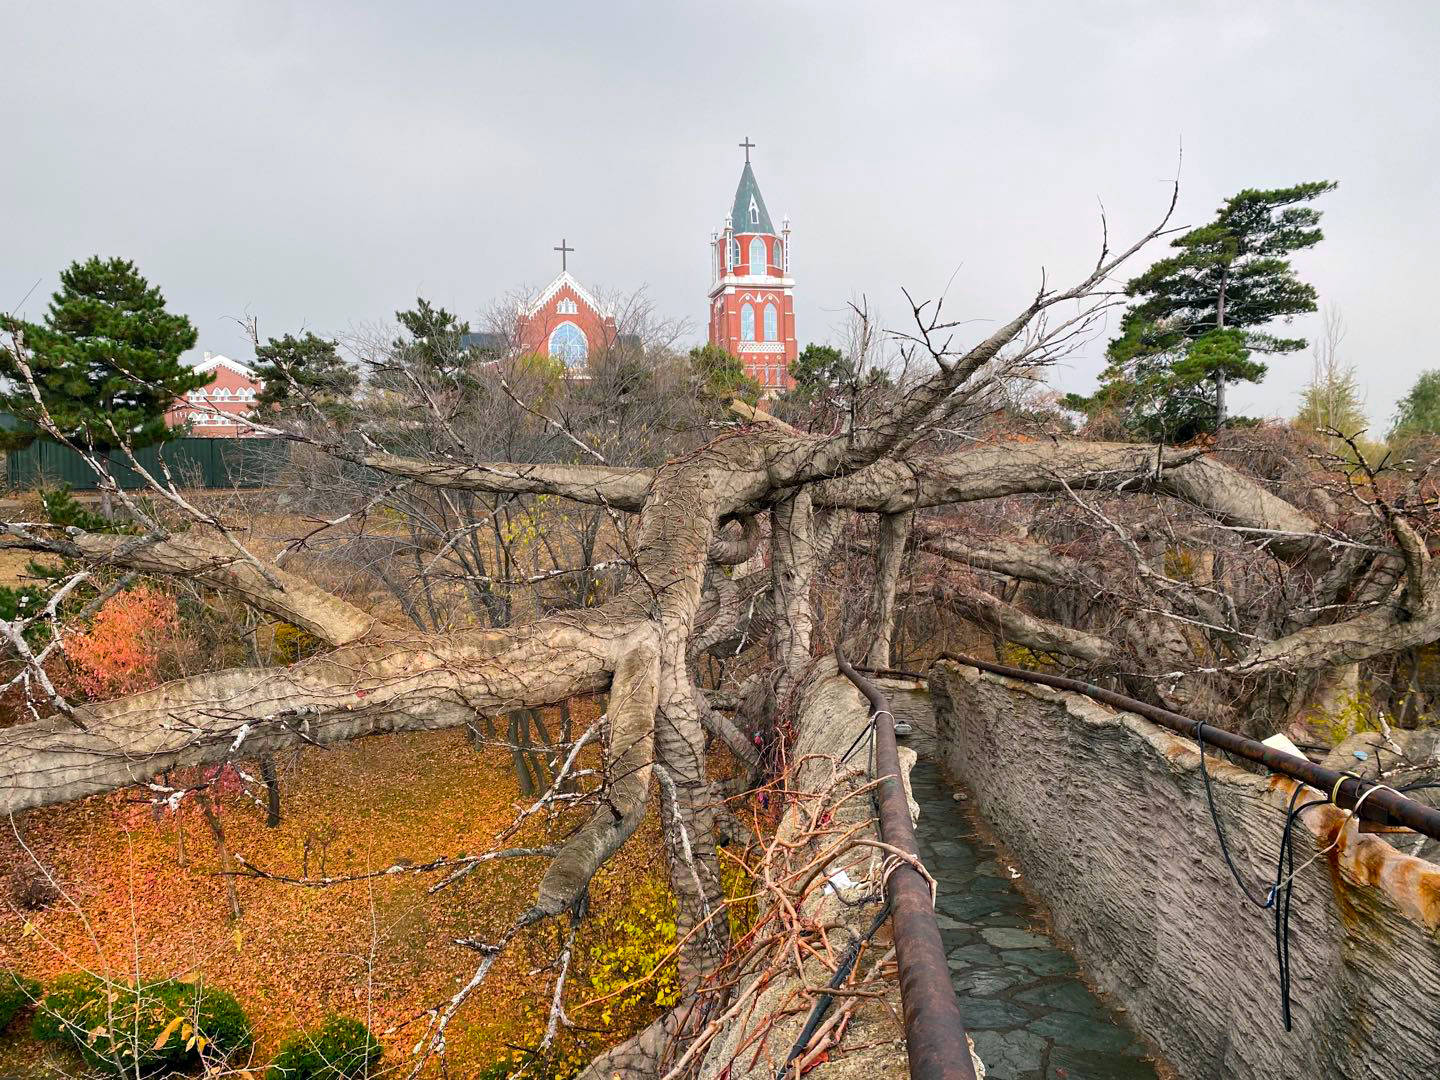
[
  {"left": 741, "top": 304, "right": 756, "bottom": 342},
  {"left": 557, "top": 298, "right": 578, "bottom": 315},
  {"left": 750, "top": 237, "right": 766, "bottom": 276},
  {"left": 763, "top": 303, "right": 778, "bottom": 342},
  {"left": 548, "top": 321, "right": 588, "bottom": 367},
  {"left": 775, "top": 239, "right": 784, "bottom": 271},
  {"left": 730, "top": 238, "right": 740, "bottom": 270},
  {"left": 750, "top": 197, "right": 759, "bottom": 226}
]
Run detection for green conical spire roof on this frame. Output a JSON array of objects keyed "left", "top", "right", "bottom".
[{"left": 730, "top": 161, "right": 775, "bottom": 235}]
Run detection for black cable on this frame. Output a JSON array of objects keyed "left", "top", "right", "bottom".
[
  {"left": 1194, "top": 722, "right": 1275, "bottom": 908},
  {"left": 775, "top": 903, "right": 892, "bottom": 1080},
  {"left": 839, "top": 716, "right": 876, "bottom": 766},
  {"left": 1202, "top": 751, "right": 1440, "bottom": 1031},
  {"left": 1272, "top": 786, "right": 1328, "bottom": 1031},
  {"left": 1194, "top": 721, "right": 1425, "bottom": 1030}
]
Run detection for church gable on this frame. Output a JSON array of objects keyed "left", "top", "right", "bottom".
[
  {"left": 517, "top": 265, "right": 616, "bottom": 370},
  {"left": 525, "top": 270, "right": 608, "bottom": 321}
]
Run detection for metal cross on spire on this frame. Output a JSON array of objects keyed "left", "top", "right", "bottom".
[
  {"left": 738, "top": 137, "right": 755, "bottom": 164},
  {"left": 553, "top": 238, "right": 574, "bottom": 272}
]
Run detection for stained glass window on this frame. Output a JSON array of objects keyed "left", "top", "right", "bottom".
[{"left": 548, "top": 322, "right": 588, "bottom": 367}]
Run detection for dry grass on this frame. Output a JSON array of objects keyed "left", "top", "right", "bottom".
[{"left": 0, "top": 549, "right": 46, "bottom": 589}]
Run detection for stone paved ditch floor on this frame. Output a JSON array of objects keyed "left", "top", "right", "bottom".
[{"left": 909, "top": 759, "right": 1163, "bottom": 1080}]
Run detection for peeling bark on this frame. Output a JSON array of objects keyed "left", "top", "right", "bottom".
[
  {"left": 815, "top": 442, "right": 1322, "bottom": 553},
  {"left": 535, "top": 639, "right": 658, "bottom": 916},
  {"left": 357, "top": 453, "right": 654, "bottom": 510},
  {"left": 916, "top": 530, "right": 1088, "bottom": 589},
  {"left": 769, "top": 490, "right": 817, "bottom": 701}
]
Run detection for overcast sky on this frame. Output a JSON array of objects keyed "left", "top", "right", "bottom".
[{"left": 3, "top": 1, "right": 1436, "bottom": 429}]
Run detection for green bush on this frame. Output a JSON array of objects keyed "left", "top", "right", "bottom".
[
  {"left": 0, "top": 969, "right": 41, "bottom": 1032},
  {"left": 29, "top": 971, "right": 102, "bottom": 1044},
  {"left": 30, "top": 972, "right": 252, "bottom": 1075},
  {"left": 267, "top": 1015, "right": 383, "bottom": 1080}
]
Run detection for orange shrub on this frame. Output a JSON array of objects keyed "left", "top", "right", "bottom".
[{"left": 64, "top": 585, "right": 179, "bottom": 699}]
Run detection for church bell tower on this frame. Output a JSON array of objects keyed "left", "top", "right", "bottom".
[{"left": 708, "top": 139, "right": 796, "bottom": 392}]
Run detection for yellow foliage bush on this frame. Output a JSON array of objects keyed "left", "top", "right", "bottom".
[
  {"left": 1308, "top": 689, "right": 1382, "bottom": 744},
  {"left": 1000, "top": 643, "right": 1052, "bottom": 671},
  {"left": 272, "top": 622, "right": 323, "bottom": 664},
  {"left": 478, "top": 1044, "right": 591, "bottom": 1080},
  {"left": 720, "top": 852, "right": 759, "bottom": 943},
  {"left": 584, "top": 877, "right": 678, "bottom": 1028}
]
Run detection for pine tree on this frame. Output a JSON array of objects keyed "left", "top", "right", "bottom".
[
  {"left": 1, "top": 257, "right": 203, "bottom": 454},
  {"left": 688, "top": 344, "right": 759, "bottom": 404},
  {"left": 1071, "top": 181, "right": 1336, "bottom": 441},
  {"left": 253, "top": 332, "right": 358, "bottom": 418},
  {"left": 393, "top": 298, "right": 474, "bottom": 379},
  {"left": 787, "top": 344, "right": 854, "bottom": 401},
  {"left": 786, "top": 343, "right": 893, "bottom": 402},
  {"left": 366, "top": 298, "right": 482, "bottom": 399}
]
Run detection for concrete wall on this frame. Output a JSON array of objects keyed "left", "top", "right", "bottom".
[{"left": 930, "top": 661, "right": 1440, "bottom": 1080}]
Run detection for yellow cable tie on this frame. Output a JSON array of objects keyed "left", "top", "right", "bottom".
[{"left": 1330, "top": 775, "right": 1348, "bottom": 806}]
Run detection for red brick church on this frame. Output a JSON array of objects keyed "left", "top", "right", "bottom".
[
  {"left": 179, "top": 144, "right": 799, "bottom": 411},
  {"left": 708, "top": 140, "right": 796, "bottom": 391},
  {"left": 512, "top": 239, "right": 620, "bottom": 369},
  {"left": 509, "top": 141, "right": 799, "bottom": 388}
]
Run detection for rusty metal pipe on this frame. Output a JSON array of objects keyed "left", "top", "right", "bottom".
[
  {"left": 940, "top": 653, "right": 1440, "bottom": 843},
  {"left": 836, "top": 647, "right": 978, "bottom": 1080}
]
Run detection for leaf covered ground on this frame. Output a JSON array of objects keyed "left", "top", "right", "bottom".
[{"left": 0, "top": 704, "right": 672, "bottom": 1078}]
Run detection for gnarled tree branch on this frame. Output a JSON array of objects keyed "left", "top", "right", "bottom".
[{"left": 1, "top": 526, "right": 375, "bottom": 646}]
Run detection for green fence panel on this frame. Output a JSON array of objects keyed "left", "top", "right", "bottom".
[{"left": 6, "top": 438, "right": 289, "bottom": 491}]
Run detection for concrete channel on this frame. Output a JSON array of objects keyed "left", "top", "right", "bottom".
[{"left": 885, "top": 682, "right": 1166, "bottom": 1080}]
